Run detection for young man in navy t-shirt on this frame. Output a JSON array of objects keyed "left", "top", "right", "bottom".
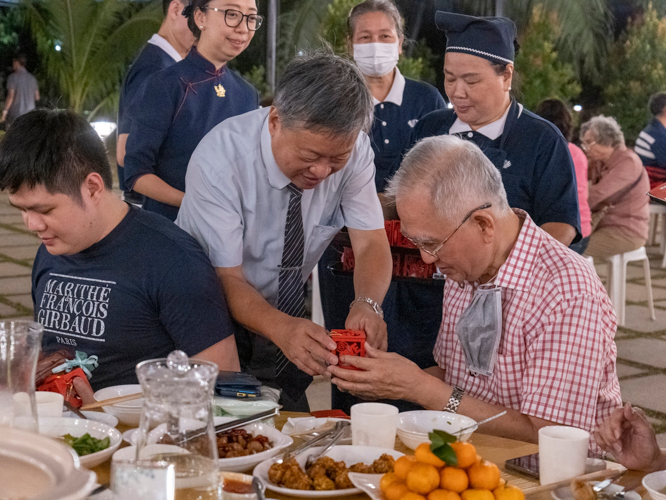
[{"left": 0, "top": 109, "right": 239, "bottom": 392}]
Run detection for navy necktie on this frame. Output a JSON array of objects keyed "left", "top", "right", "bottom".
[{"left": 275, "top": 183, "right": 313, "bottom": 400}]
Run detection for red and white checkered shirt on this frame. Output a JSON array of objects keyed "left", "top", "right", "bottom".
[{"left": 434, "top": 211, "right": 621, "bottom": 452}]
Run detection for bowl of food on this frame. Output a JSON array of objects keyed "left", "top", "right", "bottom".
[
  {"left": 253, "top": 445, "right": 403, "bottom": 498},
  {"left": 39, "top": 417, "right": 122, "bottom": 468},
  {"left": 396, "top": 411, "right": 477, "bottom": 449},
  {"left": 643, "top": 471, "right": 666, "bottom": 500},
  {"left": 220, "top": 471, "right": 257, "bottom": 499},
  {"left": 217, "top": 422, "right": 292, "bottom": 472},
  {"left": 93, "top": 384, "right": 143, "bottom": 426}
]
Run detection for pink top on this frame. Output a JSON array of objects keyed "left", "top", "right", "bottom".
[
  {"left": 568, "top": 143, "right": 592, "bottom": 238},
  {"left": 434, "top": 212, "right": 621, "bottom": 454}
]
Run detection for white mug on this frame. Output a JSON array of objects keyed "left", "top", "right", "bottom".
[
  {"left": 351, "top": 402, "right": 398, "bottom": 448},
  {"left": 538, "top": 425, "right": 590, "bottom": 485}
]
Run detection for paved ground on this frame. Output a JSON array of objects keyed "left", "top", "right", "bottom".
[{"left": 2, "top": 191, "right": 665, "bottom": 443}]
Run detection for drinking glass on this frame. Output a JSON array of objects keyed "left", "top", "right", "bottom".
[
  {"left": 539, "top": 425, "right": 590, "bottom": 485},
  {"left": 351, "top": 402, "right": 398, "bottom": 448},
  {"left": 135, "top": 350, "right": 220, "bottom": 500},
  {"left": 0, "top": 321, "right": 43, "bottom": 432},
  {"left": 111, "top": 459, "right": 176, "bottom": 500}
]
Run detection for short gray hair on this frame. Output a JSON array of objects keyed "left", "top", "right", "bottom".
[
  {"left": 580, "top": 115, "right": 625, "bottom": 148},
  {"left": 273, "top": 51, "right": 374, "bottom": 136},
  {"left": 385, "top": 135, "right": 511, "bottom": 221},
  {"left": 348, "top": 0, "right": 404, "bottom": 39}
]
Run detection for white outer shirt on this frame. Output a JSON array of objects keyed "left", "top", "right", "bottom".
[
  {"left": 147, "top": 34, "right": 182, "bottom": 62},
  {"left": 176, "top": 107, "right": 384, "bottom": 307}
]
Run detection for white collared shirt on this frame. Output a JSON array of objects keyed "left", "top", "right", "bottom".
[
  {"left": 147, "top": 34, "right": 182, "bottom": 63},
  {"left": 176, "top": 108, "right": 384, "bottom": 307},
  {"left": 449, "top": 102, "right": 517, "bottom": 140},
  {"left": 372, "top": 67, "right": 406, "bottom": 107}
]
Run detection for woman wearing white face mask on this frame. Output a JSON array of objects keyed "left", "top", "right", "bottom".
[{"left": 318, "top": 0, "right": 446, "bottom": 414}]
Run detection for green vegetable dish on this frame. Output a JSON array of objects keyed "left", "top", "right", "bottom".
[{"left": 60, "top": 433, "right": 110, "bottom": 456}]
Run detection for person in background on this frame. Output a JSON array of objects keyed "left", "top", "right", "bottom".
[
  {"left": 1, "top": 55, "right": 39, "bottom": 126},
  {"left": 635, "top": 92, "right": 666, "bottom": 189},
  {"left": 329, "top": 135, "right": 621, "bottom": 453},
  {"left": 0, "top": 109, "right": 240, "bottom": 392},
  {"left": 581, "top": 116, "right": 650, "bottom": 260},
  {"left": 403, "top": 12, "right": 581, "bottom": 246},
  {"left": 319, "top": 0, "right": 446, "bottom": 413},
  {"left": 536, "top": 98, "right": 592, "bottom": 254},
  {"left": 595, "top": 402, "right": 666, "bottom": 472},
  {"left": 116, "top": 0, "right": 195, "bottom": 206},
  {"left": 123, "top": 0, "right": 260, "bottom": 221},
  {"left": 177, "top": 52, "right": 393, "bottom": 411}
]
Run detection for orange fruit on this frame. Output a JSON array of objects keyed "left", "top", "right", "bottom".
[
  {"left": 406, "top": 463, "right": 441, "bottom": 495},
  {"left": 428, "top": 489, "right": 463, "bottom": 500},
  {"left": 400, "top": 493, "right": 428, "bottom": 500},
  {"left": 461, "top": 489, "right": 495, "bottom": 500},
  {"left": 381, "top": 473, "right": 401, "bottom": 493},
  {"left": 415, "top": 442, "right": 447, "bottom": 468},
  {"left": 395, "top": 455, "right": 418, "bottom": 480},
  {"left": 440, "top": 467, "right": 469, "bottom": 493},
  {"left": 384, "top": 481, "right": 411, "bottom": 500},
  {"left": 468, "top": 461, "right": 501, "bottom": 490},
  {"left": 494, "top": 485, "right": 524, "bottom": 500},
  {"left": 450, "top": 442, "right": 478, "bottom": 469}
]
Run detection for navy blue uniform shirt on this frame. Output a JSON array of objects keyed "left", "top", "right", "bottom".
[
  {"left": 407, "top": 99, "right": 581, "bottom": 240},
  {"left": 33, "top": 205, "right": 234, "bottom": 391},
  {"left": 371, "top": 77, "right": 445, "bottom": 191},
  {"left": 635, "top": 118, "right": 666, "bottom": 188},
  {"left": 124, "top": 47, "right": 259, "bottom": 221},
  {"left": 117, "top": 42, "right": 178, "bottom": 192}
]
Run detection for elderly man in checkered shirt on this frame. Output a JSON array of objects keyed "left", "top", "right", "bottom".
[{"left": 328, "top": 135, "right": 622, "bottom": 451}]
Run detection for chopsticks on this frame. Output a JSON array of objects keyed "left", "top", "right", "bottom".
[
  {"left": 81, "top": 392, "right": 142, "bottom": 410},
  {"left": 525, "top": 468, "right": 625, "bottom": 497}
]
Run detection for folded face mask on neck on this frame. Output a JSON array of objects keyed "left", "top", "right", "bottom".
[
  {"left": 455, "top": 283, "right": 502, "bottom": 377},
  {"left": 353, "top": 42, "right": 400, "bottom": 77}
]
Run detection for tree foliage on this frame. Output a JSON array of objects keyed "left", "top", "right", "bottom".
[
  {"left": 514, "top": 9, "right": 581, "bottom": 110},
  {"left": 602, "top": 3, "right": 666, "bottom": 145},
  {"left": 21, "top": 0, "right": 162, "bottom": 119}
]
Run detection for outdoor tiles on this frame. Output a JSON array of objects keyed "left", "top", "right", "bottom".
[
  {"left": 626, "top": 282, "right": 666, "bottom": 301},
  {"left": 0, "top": 245, "right": 39, "bottom": 261},
  {"left": 0, "top": 276, "right": 32, "bottom": 295},
  {"left": 0, "top": 262, "right": 31, "bottom": 277},
  {"left": 616, "top": 337, "right": 666, "bottom": 369},
  {"left": 0, "top": 233, "right": 40, "bottom": 247},
  {"left": 616, "top": 363, "right": 648, "bottom": 379},
  {"left": 619, "top": 305, "right": 666, "bottom": 333},
  {"left": 620, "top": 375, "right": 666, "bottom": 414},
  {"left": 0, "top": 214, "right": 24, "bottom": 225},
  {"left": 0, "top": 302, "right": 18, "bottom": 317}
]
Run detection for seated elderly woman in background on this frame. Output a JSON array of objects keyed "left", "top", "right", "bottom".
[{"left": 581, "top": 116, "right": 650, "bottom": 260}]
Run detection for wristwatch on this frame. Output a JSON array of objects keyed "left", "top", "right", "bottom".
[
  {"left": 350, "top": 296, "right": 384, "bottom": 319},
  {"left": 444, "top": 386, "right": 464, "bottom": 413}
]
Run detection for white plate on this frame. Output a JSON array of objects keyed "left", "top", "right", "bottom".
[
  {"left": 123, "top": 416, "right": 238, "bottom": 445},
  {"left": 39, "top": 417, "right": 122, "bottom": 468},
  {"left": 61, "top": 410, "right": 119, "bottom": 428},
  {"left": 218, "top": 422, "right": 293, "bottom": 473},
  {"left": 281, "top": 417, "right": 352, "bottom": 444},
  {"left": 0, "top": 426, "right": 96, "bottom": 500},
  {"left": 252, "top": 445, "right": 404, "bottom": 498},
  {"left": 93, "top": 384, "right": 143, "bottom": 426},
  {"left": 552, "top": 482, "right": 640, "bottom": 500},
  {"left": 348, "top": 472, "right": 384, "bottom": 500}
]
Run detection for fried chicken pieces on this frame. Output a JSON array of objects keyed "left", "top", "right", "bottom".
[{"left": 268, "top": 453, "right": 395, "bottom": 490}]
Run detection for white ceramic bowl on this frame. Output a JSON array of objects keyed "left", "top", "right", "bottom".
[
  {"left": 253, "top": 445, "right": 404, "bottom": 498},
  {"left": 220, "top": 471, "right": 257, "bottom": 499},
  {"left": 218, "top": 422, "right": 293, "bottom": 473},
  {"left": 93, "top": 384, "right": 143, "bottom": 426},
  {"left": 61, "top": 410, "right": 119, "bottom": 428},
  {"left": 643, "top": 471, "right": 666, "bottom": 500},
  {"left": 396, "top": 411, "right": 477, "bottom": 449},
  {"left": 0, "top": 426, "right": 96, "bottom": 500},
  {"left": 39, "top": 416, "right": 122, "bottom": 468},
  {"left": 123, "top": 416, "right": 237, "bottom": 445}
]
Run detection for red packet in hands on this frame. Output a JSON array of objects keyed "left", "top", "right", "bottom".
[
  {"left": 330, "top": 329, "right": 366, "bottom": 370},
  {"left": 38, "top": 367, "right": 93, "bottom": 408}
]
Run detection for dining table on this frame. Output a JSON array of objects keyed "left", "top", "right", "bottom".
[{"left": 89, "top": 411, "right": 649, "bottom": 500}]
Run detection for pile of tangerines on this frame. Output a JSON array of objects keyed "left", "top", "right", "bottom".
[{"left": 380, "top": 441, "right": 525, "bottom": 500}]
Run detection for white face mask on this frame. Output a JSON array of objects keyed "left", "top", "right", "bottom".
[{"left": 353, "top": 42, "right": 399, "bottom": 77}]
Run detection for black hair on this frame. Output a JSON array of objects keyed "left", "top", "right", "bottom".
[
  {"left": 535, "top": 98, "right": 573, "bottom": 141},
  {"left": 649, "top": 92, "right": 666, "bottom": 117},
  {"left": 489, "top": 40, "right": 520, "bottom": 75},
  {"left": 182, "top": 0, "right": 214, "bottom": 39},
  {"left": 0, "top": 109, "right": 113, "bottom": 200},
  {"left": 13, "top": 54, "right": 27, "bottom": 66}
]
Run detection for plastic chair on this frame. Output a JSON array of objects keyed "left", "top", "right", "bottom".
[
  {"left": 647, "top": 204, "right": 666, "bottom": 267},
  {"left": 606, "top": 247, "right": 656, "bottom": 326},
  {"left": 311, "top": 264, "right": 325, "bottom": 328}
]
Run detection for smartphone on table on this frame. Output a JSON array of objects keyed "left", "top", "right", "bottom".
[{"left": 505, "top": 453, "right": 540, "bottom": 479}]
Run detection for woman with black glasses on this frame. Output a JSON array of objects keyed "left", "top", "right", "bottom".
[{"left": 124, "top": 0, "right": 261, "bottom": 221}]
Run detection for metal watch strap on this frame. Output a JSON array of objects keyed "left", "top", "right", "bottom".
[
  {"left": 350, "top": 296, "right": 384, "bottom": 319},
  {"left": 444, "top": 386, "right": 464, "bottom": 413}
]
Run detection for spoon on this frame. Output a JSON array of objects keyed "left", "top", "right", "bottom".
[{"left": 252, "top": 476, "right": 266, "bottom": 500}]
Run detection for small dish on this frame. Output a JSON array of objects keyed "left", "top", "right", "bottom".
[
  {"left": 220, "top": 471, "right": 257, "bottom": 499},
  {"left": 123, "top": 416, "right": 238, "bottom": 445},
  {"left": 61, "top": 410, "right": 119, "bottom": 428},
  {"left": 217, "top": 422, "right": 293, "bottom": 473},
  {"left": 643, "top": 470, "right": 666, "bottom": 500},
  {"left": 396, "top": 411, "right": 477, "bottom": 449},
  {"left": 93, "top": 385, "right": 143, "bottom": 426},
  {"left": 552, "top": 482, "right": 640, "bottom": 500}
]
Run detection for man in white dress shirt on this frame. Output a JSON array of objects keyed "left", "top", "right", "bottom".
[{"left": 177, "top": 52, "right": 393, "bottom": 410}]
